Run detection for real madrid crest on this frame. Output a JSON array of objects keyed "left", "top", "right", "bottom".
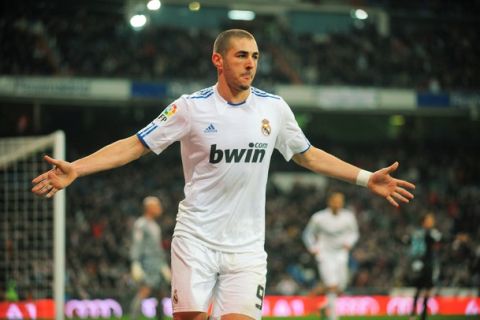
[
  {"left": 173, "top": 289, "right": 178, "bottom": 304},
  {"left": 261, "top": 119, "right": 271, "bottom": 136}
]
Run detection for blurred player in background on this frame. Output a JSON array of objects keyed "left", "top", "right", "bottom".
[
  {"left": 130, "top": 196, "right": 171, "bottom": 320},
  {"left": 32, "top": 29, "right": 415, "bottom": 320},
  {"left": 407, "top": 212, "right": 441, "bottom": 320},
  {"left": 303, "top": 192, "right": 359, "bottom": 320}
]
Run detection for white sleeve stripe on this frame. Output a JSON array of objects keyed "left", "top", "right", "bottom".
[
  {"left": 138, "top": 122, "right": 155, "bottom": 135},
  {"left": 138, "top": 124, "right": 158, "bottom": 138}
]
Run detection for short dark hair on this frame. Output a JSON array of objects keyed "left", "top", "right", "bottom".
[{"left": 213, "top": 29, "right": 255, "bottom": 55}]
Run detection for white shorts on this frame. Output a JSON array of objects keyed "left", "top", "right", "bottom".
[
  {"left": 317, "top": 251, "right": 349, "bottom": 290},
  {"left": 171, "top": 236, "right": 267, "bottom": 319}
]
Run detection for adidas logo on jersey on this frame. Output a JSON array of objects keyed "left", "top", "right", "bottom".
[
  {"left": 209, "top": 143, "right": 268, "bottom": 164},
  {"left": 204, "top": 123, "right": 218, "bottom": 133}
]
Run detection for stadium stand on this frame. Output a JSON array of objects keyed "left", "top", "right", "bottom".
[{"left": 2, "top": 1, "right": 479, "bottom": 89}]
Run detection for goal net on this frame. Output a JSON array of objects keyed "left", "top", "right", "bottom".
[{"left": 0, "top": 131, "right": 65, "bottom": 320}]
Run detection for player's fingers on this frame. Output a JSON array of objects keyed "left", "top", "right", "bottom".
[
  {"left": 32, "top": 172, "right": 50, "bottom": 184},
  {"left": 45, "top": 156, "right": 71, "bottom": 174},
  {"left": 386, "top": 195, "right": 399, "bottom": 208},
  {"left": 384, "top": 161, "right": 399, "bottom": 174},
  {"left": 44, "top": 155, "right": 61, "bottom": 167},
  {"left": 46, "top": 187, "right": 57, "bottom": 198},
  {"left": 32, "top": 183, "right": 44, "bottom": 194},
  {"left": 41, "top": 183, "right": 53, "bottom": 195},
  {"left": 397, "top": 179, "right": 415, "bottom": 190},
  {"left": 48, "top": 173, "right": 65, "bottom": 189},
  {"left": 33, "top": 186, "right": 49, "bottom": 196},
  {"left": 32, "top": 180, "right": 51, "bottom": 194},
  {"left": 393, "top": 191, "right": 409, "bottom": 203},
  {"left": 396, "top": 186, "right": 414, "bottom": 199}
]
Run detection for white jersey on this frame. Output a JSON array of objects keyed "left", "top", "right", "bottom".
[
  {"left": 137, "top": 84, "right": 310, "bottom": 252},
  {"left": 302, "top": 208, "right": 359, "bottom": 258}
]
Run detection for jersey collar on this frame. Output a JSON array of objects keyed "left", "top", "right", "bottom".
[{"left": 214, "top": 84, "right": 251, "bottom": 107}]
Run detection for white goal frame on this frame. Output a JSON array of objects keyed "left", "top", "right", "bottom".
[{"left": 0, "top": 130, "right": 65, "bottom": 320}]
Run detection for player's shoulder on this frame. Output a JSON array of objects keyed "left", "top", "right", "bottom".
[
  {"left": 134, "top": 216, "right": 147, "bottom": 228},
  {"left": 184, "top": 86, "right": 215, "bottom": 100},
  {"left": 341, "top": 208, "right": 355, "bottom": 216},
  {"left": 313, "top": 209, "right": 329, "bottom": 218},
  {"left": 339, "top": 209, "right": 356, "bottom": 221},
  {"left": 251, "top": 86, "right": 282, "bottom": 101}
]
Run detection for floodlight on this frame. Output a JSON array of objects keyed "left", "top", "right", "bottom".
[
  {"left": 354, "top": 9, "right": 368, "bottom": 20},
  {"left": 130, "top": 14, "right": 147, "bottom": 28},
  {"left": 147, "top": 0, "right": 161, "bottom": 11},
  {"left": 228, "top": 10, "right": 255, "bottom": 21}
]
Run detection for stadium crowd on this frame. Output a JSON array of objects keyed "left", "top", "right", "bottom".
[{"left": 2, "top": 2, "right": 479, "bottom": 91}]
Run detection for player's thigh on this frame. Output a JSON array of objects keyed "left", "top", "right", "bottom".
[
  {"left": 319, "top": 254, "right": 347, "bottom": 287},
  {"left": 171, "top": 236, "right": 218, "bottom": 313},
  {"left": 337, "top": 260, "right": 349, "bottom": 290},
  {"left": 212, "top": 250, "right": 267, "bottom": 320}
]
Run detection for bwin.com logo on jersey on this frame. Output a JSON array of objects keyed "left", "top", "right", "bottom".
[
  {"left": 204, "top": 123, "right": 218, "bottom": 133},
  {"left": 209, "top": 143, "right": 268, "bottom": 163}
]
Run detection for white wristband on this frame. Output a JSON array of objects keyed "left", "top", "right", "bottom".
[{"left": 356, "top": 169, "right": 372, "bottom": 187}]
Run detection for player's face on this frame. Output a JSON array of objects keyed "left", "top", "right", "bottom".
[
  {"left": 328, "top": 193, "right": 345, "bottom": 212},
  {"left": 423, "top": 214, "right": 435, "bottom": 229},
  {"left": 221, "top": 37, "right": 259, "bottom": 91},
  {"left": 147, "top": 201, "right": 163, "bottom": 218}
]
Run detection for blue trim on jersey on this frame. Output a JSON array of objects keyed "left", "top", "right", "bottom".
[
  {"left": 198, "top": 87, "right": 213, "bottom": 95},
  {"left": 138, "top": 123, "right": 158, "bottom": 138},
  {"left": 227, "top": 100, "right": 247, "bottom": 106},
  {"left": 136, "top": 133, "right": 151, "bottom": 149},
  {"left": 187, "top": 91, "right": 213, "bottom": 99},
  {"left": 138, "top": 122, "right": 155, "bottom": 136},
  {"left": 251, "top": 87, "right": 280, "bottom": 100},
  {"left": 188, "top": 91, "right": 214, "bottom": 99},
  {"left": 187, "top": 87, "right": 214, "bottom": 99},
  {"left": 299, "top": 143, "right": 312, "bottom": 154}
]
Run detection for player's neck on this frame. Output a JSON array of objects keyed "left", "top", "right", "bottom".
[
  {"left": 144, "top": 213, "right": 154, "bottom": 220},
  {"left": 216, "top": 80, "right": 250, "bottom": 104}
]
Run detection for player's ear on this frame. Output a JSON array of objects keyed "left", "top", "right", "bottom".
[{"left": 212, "top": 52, "right": 222, "bottom": 69}]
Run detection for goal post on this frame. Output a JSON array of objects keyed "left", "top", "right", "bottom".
[
  {"left": 53, "top": 131, "right": 65, "bottom": 320},
  {"left": 0, "top": 130, "right": 65, "bottom": 320}
]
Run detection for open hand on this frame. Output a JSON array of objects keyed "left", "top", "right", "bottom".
[
  {"left": 368, "top": 162, "right": 415, "bottom": 207},
  {"left": 32, "top": 155, "right": 78, "bottom": 198}
]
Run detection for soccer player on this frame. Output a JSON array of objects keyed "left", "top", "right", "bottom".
[
  {"left": 32, "top": 29, "right": 415, "bottom": 320},
  {"left": 130, "top": 196, "right": 171, "bottom": 320},
  {"left": 408, "top": 212, "right": 441, "bottom": 320},
  {"left": 302, "top": 192, "right": 359, "bottom": 320}
]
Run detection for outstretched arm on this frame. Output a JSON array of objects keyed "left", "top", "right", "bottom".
[
  {"left": 32, "top": 135, "right": 149, "bottom": 197},
  {"left": 292, "top": 146, "right": 415, "bottom": 207}
]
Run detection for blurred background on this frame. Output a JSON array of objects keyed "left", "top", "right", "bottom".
[{"left": 1, "top": 0, "right": 479, "bottom": 317}]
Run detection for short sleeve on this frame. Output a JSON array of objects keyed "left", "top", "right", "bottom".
[
  {"left": 275, "top": 99, "right": 311, "bottom": 161},
  {"left": 136, "top": 97, "right": 190, "bottom": 154}
]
